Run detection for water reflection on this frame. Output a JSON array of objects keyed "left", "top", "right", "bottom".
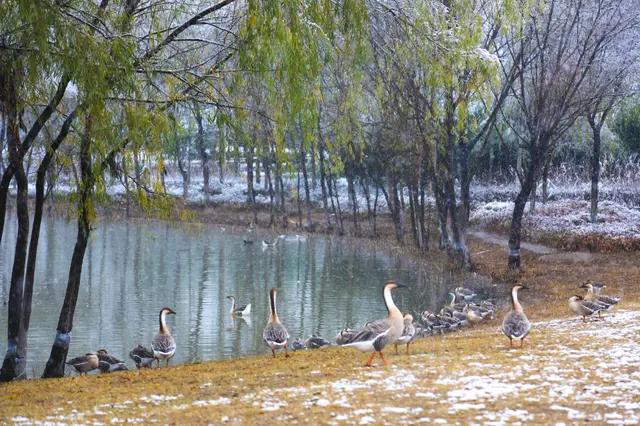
[{"left": 0, "top": 216, "right": 496, "bottom": 376}]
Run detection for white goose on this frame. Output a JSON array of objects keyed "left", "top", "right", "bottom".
[{"left": 343, "top": 281, "right": 407, "bottom": 366}]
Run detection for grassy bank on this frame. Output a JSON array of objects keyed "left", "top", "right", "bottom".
[{"left": 2, "top": 226, "right": 640, "bottom": 424}]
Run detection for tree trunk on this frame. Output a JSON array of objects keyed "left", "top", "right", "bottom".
[
  {"left": 0, "top": 93, "right": 30, "bottom": 382},
  {"left": 300, "top": 146, "right": 312, "bottom": 228},
  {"left": 508, "top": 160, "right": 537, "bottom": 270},
  {"left": 246, "top": 145, "right": 254, "bottom": 204},
  {"left": 331, "top": 175, "right": 344, "bottom": 235},
  {"left": 542, "top": 159, "right": 550, "bottom": 203},
  {"left": 194, "top": 106, "right": 210, "bottom": 198},
  {"left": 43, "top": 115, "right": 94, "bottom": 378},
  {"left": 346, "top": 169, "right": 359, "bottom": 234},
  {"left": 318, "top": 142, "right": 330, "bottom": 227},
  {"left": 587, "top": 111, "right": 608, "bottom": 223}
]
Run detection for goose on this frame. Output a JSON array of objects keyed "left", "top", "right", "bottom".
[
  {"left": 580, "top": 281, "right": 620, "bottom": 316},
  {"left": 66, "top": 352, "right": 99, "bottom": 376},
  {"left": 304, "top": 334, "right": 332, "bottom": 349},
  {"left": 129, "top": 344, "right": 156, "bottom": 369},
  {"left": 226, "top": 296, "right": 252, "bottom": 316},
  {"left": 343, "top": 281, "right": 407, "bottom": 366},
  {"left": 243, "top": 239, "right": 254, "bottom": 244},
  {"left": 395, "top": 313, "right": 416, "bottom": 355},
  {"left": 447, "top": 293, "right": 467, "bottom": 312},
  {"left": 291, "top": 338, "right": 306, "bottom": 351},
  {"left": 262, "top": 238, "right": 277, "bottom": 248},
  {"left": 501, "top": 284, "right": 531, "bottom": 348},
  {"left": 455, "top": 286, "right": 476, "bottom": 302},
  {"left": 421, "top": 310, "right": 446, "bottom": 334},
  {"left": 569, "top": 295, "right": 602, "bottom": 323},
  {"left": 463, "top": 304, "right": 484, "bottom": 328},
  {"left": 335, "top": 328, "right": 359, "bottom": 345},
  {"left": 152, "top": 307, "right": 177, "bottom": 367},
  {"left": 263, "top": 288, "right": 291, "bottom": 358},
  {"left": 96, "top": 349, "right": 128, "bottom": 373}
]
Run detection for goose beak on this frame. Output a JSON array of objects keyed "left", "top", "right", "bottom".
[
  {"left": 169, "top": 309, "right": 177, "bottom": 315},
  {"left": 521, "top": 284, "right": 530, "bottom": 290},
  {"left": 579, "top": 284, "right": 587, "bottom": 289},
  {"left": 396, "top": 282, "right": 408, "bottom": 289},
  {"left": 226, "top": 296, "right": 231, "bottom": 300}
]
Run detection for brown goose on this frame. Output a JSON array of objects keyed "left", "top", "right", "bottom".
[
  {"left": 343, "top": 281, "right": 407, "bottom": 366},
  {"left": 501, "top": 284, "right": 531, "bottom": 348},
  {"left": 129, "top": 344, "right": 156, "bottom": 369},
  {"left": 226, "top": 295, "right": 252, "bottom": 316},
  {"left": 66, "top": 352, "right": 99, "bottom": 376},
  {"left": 580, "top": 281, "right": 620, "bottom": 317},
  {"left": 569, "top": 295, "right": 602, "bottom": 323},
  {"left": 96, "top": 349, "right": 128, "bottom": 373},
  {"left": 152, "top": 307, "right": 176, "bottom": 367},
  {"left": 263, "top": 288, "right": 291, "bottom": 358},
  {"left": 394, "top": 313, "right": 416, "bottom": 355}
]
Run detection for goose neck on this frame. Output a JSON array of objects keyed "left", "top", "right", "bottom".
[
  {"left": 159, "top": 310, "right": 169, "bottom": 334},
  {"left": 511, "top": 287, "right": 523, "bottom": 313}
]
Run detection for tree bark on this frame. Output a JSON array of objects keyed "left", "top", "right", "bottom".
[
  {"left": 508, "top": 159, "right": 537, "bottom": 270},
  {"left": 542, "top": 159, "right": 550, "bottom": 203},
  {"left": 300, "top": 145, "right": 312, "bottom": 228},
  {"left": 0, "top": 86, "right": 30, "bottom": 382},
  {"left": 194, "top": 105, "right": 210, "bottom": 198},
  {"left": 587, "top": 110, "right": 609, "bottom": 223},
  {"left": 43, "top": 115, "right": 95, "bottom": 378}
]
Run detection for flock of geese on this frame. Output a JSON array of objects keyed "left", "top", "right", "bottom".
[{"left": 65, "top": 279, "right": 622, "bottom": 374}]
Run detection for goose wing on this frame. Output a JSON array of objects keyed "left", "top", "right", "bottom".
[
  {"left": 263, "top": 322, "right": 290, "bottom": 344},
  {"left": 596, "top": 295, "right": 620, "bottom": 306},
  {"left": 97, "top": 353, "right": 124, "bottom": 364},
  {"left": 581, "top": 300, "right": 604, "bottom": 313},
  {"left": 501, "top": 311, "right": 531, "bottom": 339}
]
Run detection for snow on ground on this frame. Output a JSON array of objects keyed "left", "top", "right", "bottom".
[
  {"left": 9, "top": 310, "right": 640, "bottom": 425},
  {"left": 471, "top": 199, "right": 640, "bottom": 239}
]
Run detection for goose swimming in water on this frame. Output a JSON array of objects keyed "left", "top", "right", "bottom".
[
  {"left": 395, "top": 313, "right": 416, "bottom": 355},
  {"left": 152, "top": 307, "right": 177, "bottom": 367},
  {"left": 343, "top": 281, "right": 407, "bottom": 366},
  {"left": 66, "top": 352, "right": 99, "bottom": 376},
  {"left": 263, "top": 288, "right": 291, "bottom": 358},
  {"left": 226, "top": 295, "right": 252, "bottom": 316},
  {"left": 501, "top": 284, "right": 531, "bottom": 348},
  {"left": 129, "top": 344, "right": 156, "bottom": 369}
]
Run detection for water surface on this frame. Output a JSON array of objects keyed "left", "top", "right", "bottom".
[{"left": 0, "top": 216, "right": 496, "bottom": 376}]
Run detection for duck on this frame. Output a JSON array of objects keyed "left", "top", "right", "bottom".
[
  {"left": 96, "top": 349, "right": 128, "bottom": 373},
  {"left": 395, "top": 313, "right": 416, "bottom": 355},
  {"left": 152, "top": 307, "right": 177, "bottom": 367},
  {"left": 335, "top": 328, "right": 359, "bottom": 345},
  {"left": 263, "top": 288, "right": 291, "bottom": 357},
  {"left": 66, "top": 352, "right": 99, "bottom": 376},
  {"left": 569, "top": 295, "right": 603, "bottom": 323},
  {"left": 226, "top": 295, "right": 252, "bottom": 316},
  {"left": 501, "top": 284, "right": 531, "bottom": 348},
  {"left": 455, "top": 286, "right": 476, "bottom": 302},
  {"left": 463, "top": 304, "right": 484, "bottom": 328},
  {"left": 580, "top": 281, "right": 620, "bottom": 316},
  {"left": 129, "top": 344, "right": 156, "bottom": 369},
  {"left": 304, "top": 334, "right": 332, "bottom": 349},
  {"left": 343, "top": 281, "right": 407, "bottom": 367}
]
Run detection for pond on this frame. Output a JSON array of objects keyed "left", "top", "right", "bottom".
[{"left": 0, "top": 216, "right": 497, "bottom": 377}]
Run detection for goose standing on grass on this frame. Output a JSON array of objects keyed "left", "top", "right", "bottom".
[
  {"left": 463, "top": 304, "right": 484, "bottom": 328},
  {"left": 152, "top": 307, "right": 177, "bottom": 367},
  {"left": 96, "top": 349, "right": 128, "bottom": 373},
  {"left": 343, "top": 281, "right": 407, "bottom": 366},
  {"left": 569, "top": 295, "right": 602, "bottom": 323},
  {"left": 501, "top": 284, "right": 531, "bottom": 348},
  {"left": 580, "top": 281, "right": 620, "bottom": 317},
  {"left": 129, "top": 344, "right": 156, "bottom": 369},
  {"left": 226, "top": 295, "right": 252, "bottom": 316},
  {"left": 66, "top": 352, "right": 99, "bottom": 376},
  {"left": 263, "top": 288, "right": 291, "bottom": 358},
  {"left": 394, "top": 313, "right": 416, "bottom": 355}
]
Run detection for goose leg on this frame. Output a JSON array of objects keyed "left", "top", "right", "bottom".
[
  {"left": 395, "top": 344, "right": 398, "bottom": 355},
  {"left": 365, "top": 353, "right": 376, "bottom": 367},
  {"left": 406, "top": 343, "right": 410, "bottom": 355},
  {"left": 166, "top": 359, "right": 169, "bottom": 368},
  {"left": 520, "top": 338, "right": 525, "bottom": 348},
  {"left": 379, "top": 352, "right": 389, "bottom": 366},
  {"left": 285, "top": 344, "right": 290, "bottom": 358},
  {"left": 271, "top": 348, "right": 276, "bottom": 358},
  {"left": 583, "top": 316, "right": 587, "bottom": 324},
  {"left": 156, "top": 359, "right": 160, "bottom": 368},
  {"left": 509, "top": 338, "right": 513, "bottom": 349}
]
